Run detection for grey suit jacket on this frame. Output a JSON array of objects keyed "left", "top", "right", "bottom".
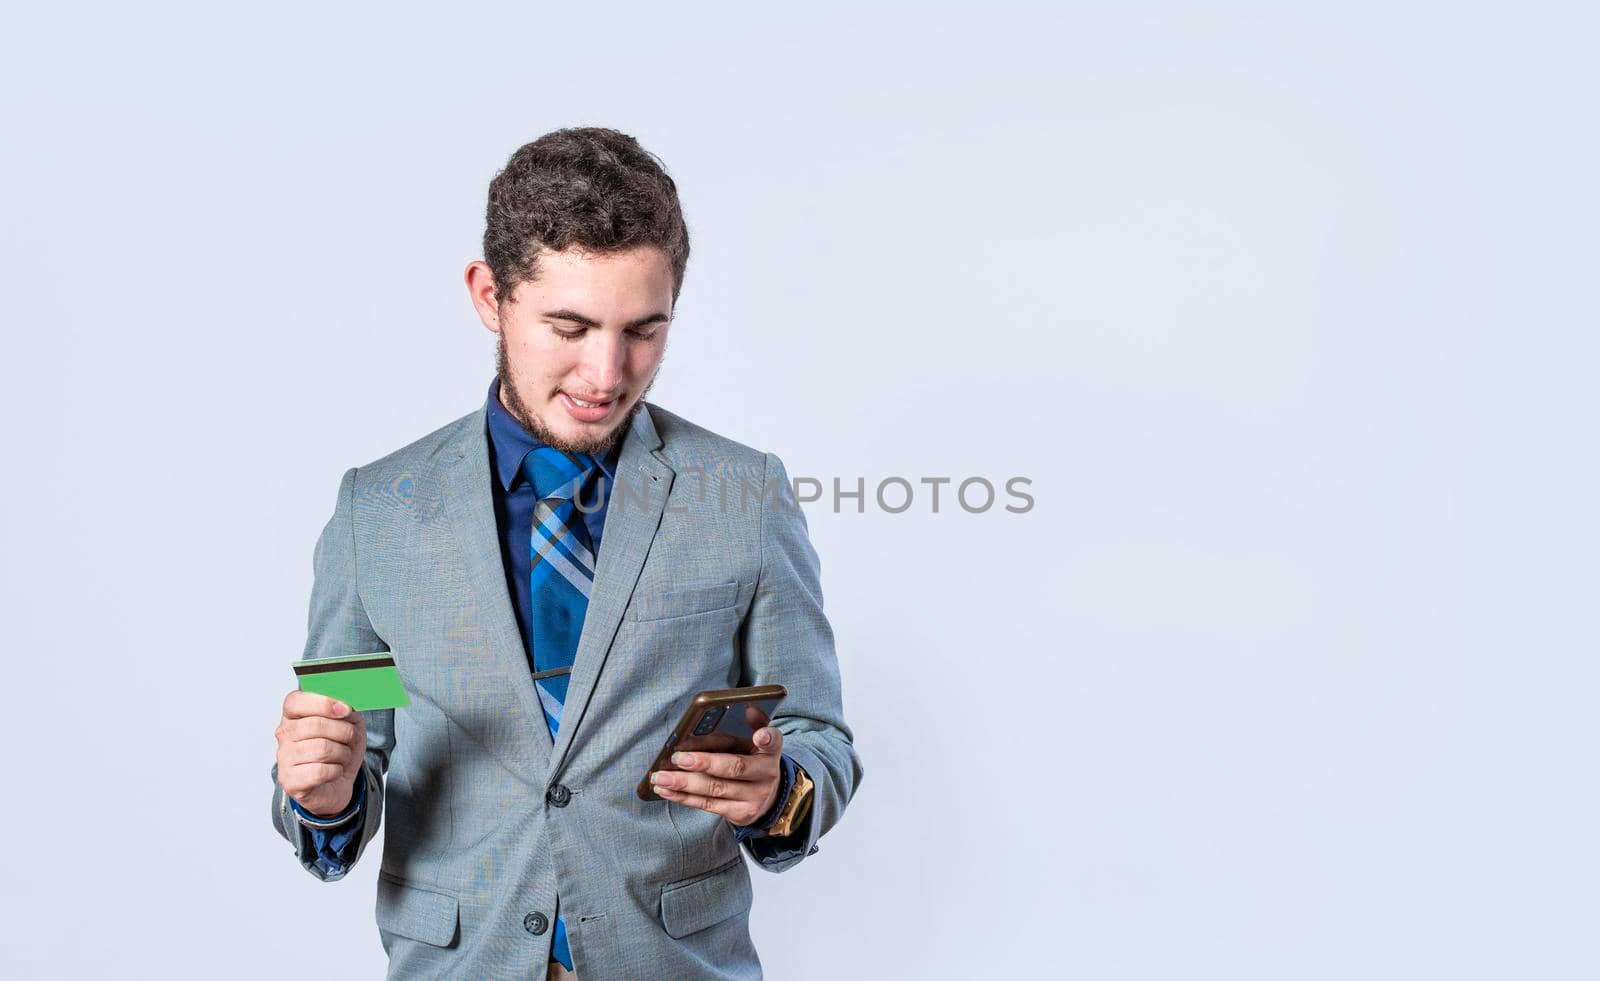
[{"left": 269, "top": 399, "right": 862, "bottom": 979}]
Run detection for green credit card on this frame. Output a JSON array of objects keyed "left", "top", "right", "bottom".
[{"left": 292, "top": 652, "right": 410, "bottom": 711}]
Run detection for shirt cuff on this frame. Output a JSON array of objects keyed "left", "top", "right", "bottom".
[
  {"left": 733, "top": 754, "right": 796, "bottom": 842},
  {"left": 291, "top": 769, "right": 368, "bottom": 878}
]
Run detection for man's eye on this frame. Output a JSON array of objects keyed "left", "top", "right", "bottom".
[
  {"left": 628, "top": 328, "right": 659, "bottom": 340},
  {"left": 551, "top": 326, "right": 585, "bottom": 341}
]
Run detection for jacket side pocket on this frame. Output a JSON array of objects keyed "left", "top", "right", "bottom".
[
  {"left": 658, "top": 855, "right": 752, "bottom": 939},
  {"left": 377, "top": 871, "right": 460, "bottom": 948}
]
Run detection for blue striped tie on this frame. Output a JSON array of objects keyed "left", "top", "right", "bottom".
[{"left": 522, "top": 445, "right": 600, "bottom": 973}]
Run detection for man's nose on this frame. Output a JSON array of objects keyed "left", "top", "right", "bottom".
[{"left": 579, "top": 332, "right": 625, "bottom": 393}]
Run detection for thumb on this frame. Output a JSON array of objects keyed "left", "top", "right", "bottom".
[{"left": 754, "top": 726, "right": 784, "bottom": 755}]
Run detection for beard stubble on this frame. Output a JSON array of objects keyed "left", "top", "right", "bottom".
[{"left": 495, "top": 332, "right": 655, "bottom": 458}]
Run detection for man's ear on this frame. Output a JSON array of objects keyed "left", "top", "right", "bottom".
[{"left": 464, "top": 260, "right": 504, "bottom": 333}]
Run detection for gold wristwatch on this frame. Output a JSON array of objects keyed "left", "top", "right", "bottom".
[{"left": 761, "top": 762, "right": 815, "bottom": 838}]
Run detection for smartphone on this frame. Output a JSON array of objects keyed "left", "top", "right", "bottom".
[{"left": 636, "top": 684, "right": 787, "bottom": 801}]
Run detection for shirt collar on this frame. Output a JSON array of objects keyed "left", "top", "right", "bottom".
[{"left": 485, "top": 376, "right": 619, "bottom": 492}]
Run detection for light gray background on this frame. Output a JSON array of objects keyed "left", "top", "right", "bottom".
[{"left": 2, "top": 3, "right": 1595, "bottom": 978}]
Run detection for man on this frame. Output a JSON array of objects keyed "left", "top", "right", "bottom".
[{"left": 268, "top": 127, "right": 863, "bottom": 979}]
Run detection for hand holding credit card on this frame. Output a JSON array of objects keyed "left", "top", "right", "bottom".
[{"left": 292, "top": 652, "right": 410, "bottom": 711}]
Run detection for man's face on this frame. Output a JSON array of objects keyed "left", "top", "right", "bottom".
[{"left": 477, "top": 245, "right": 674, "bottom": 457}]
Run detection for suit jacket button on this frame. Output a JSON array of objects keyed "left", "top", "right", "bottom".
[
  {"left": 524, "top": 911, "right": 548, "bottom": 935},
  {"left": 547, "top": 784, "right": 571, "bottom": 807}
]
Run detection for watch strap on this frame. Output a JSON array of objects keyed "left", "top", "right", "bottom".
[{"left": 762, "top": 762, "right": 814, "bottom": 838}]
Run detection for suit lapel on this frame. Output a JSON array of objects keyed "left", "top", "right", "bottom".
[
  {"left": 548, "top": 404, "right": 674, "bottom": 774},
  {"left": 432, "top": 408, "right": 553, "bottom": 788},
  {"left": 429, "top": 402, "right": 675, "bottom": 784}
]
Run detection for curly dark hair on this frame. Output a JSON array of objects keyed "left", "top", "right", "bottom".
[{"left": 483, "top": 127, "right": 691, "bottom": 307}]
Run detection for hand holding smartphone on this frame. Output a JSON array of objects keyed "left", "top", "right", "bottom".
[{"left": 636, "top": 684, "right": 786, "bottom": 801}]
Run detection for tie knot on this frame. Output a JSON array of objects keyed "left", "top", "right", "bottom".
[{"left": 520, "top": 446, "right": 598, "bottom": 504}]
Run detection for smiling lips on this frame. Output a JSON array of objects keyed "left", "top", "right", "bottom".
[{"left": 559, "top": 390, "right": 619, "bottom": 422}]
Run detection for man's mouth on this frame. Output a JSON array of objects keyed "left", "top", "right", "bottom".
[{"left": 559, "top": 390, "right": 620, "bottom": 422}]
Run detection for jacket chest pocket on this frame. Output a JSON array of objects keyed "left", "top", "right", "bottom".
[
  {"left": 625, "top": 581, "right": 739, "bottom": 622},
  {"left": 617, "top": 584, "right": 743, "bottom": 682}
]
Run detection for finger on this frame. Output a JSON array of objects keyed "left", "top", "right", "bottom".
[
  {"left": 281, "top": 716, "right": 361, "bottom": 746},
  {"left": 751, "top": 726, "right": 784, "bottom": 756},
  {"left": 291, "top": 737, "right": 356, "bottom": 767},
  {"left": 285, "top": 761, "right": 346, "bottom": 790},
  {"left": 283, "top": 690, "right": 356, "bottom": 721},
  {"left": 290, "top": 737, "right": 358, "bottom": 768},
  {"left": 653, "top": 768, "right": 769, "bottom": 803},
  {"left": 671, "top": 749, "right": 777, "bottom": 781},
  {"left": 651, "top": 785, "right": 745, "bottom": 821}
]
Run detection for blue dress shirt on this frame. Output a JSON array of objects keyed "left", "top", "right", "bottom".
[{"left": 289, "top": 379, "right": 801, "bottom": 952}]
